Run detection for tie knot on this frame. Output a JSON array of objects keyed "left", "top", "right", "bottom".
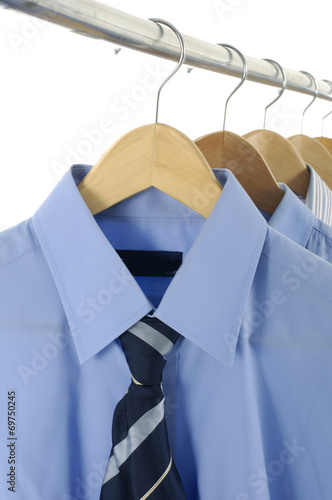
[{"left": 120, "top": 316, "right": 180, "bottom": 386}]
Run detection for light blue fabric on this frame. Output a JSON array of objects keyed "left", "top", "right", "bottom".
[
  {"left": 266, "top": 182, "right": 332, "bottom": 263},
  {"left": 1, "top": 165, "right": 332, "bottom": 500}
]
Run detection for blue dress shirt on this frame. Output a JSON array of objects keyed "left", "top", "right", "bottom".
[
  {"left": 1, "top": 165, "right": 332, "bottom": 500},
  {"left": 256, "top": 180, "right": 332, "bottom": 264}
]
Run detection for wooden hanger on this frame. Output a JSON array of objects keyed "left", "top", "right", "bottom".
[
  {"left": 315, "top": 136, "right": 332, "bottom": 156},
  {"left": 195, "top": 131, "right": 283, "bottom": 214},
  {"left": 78, "top": 122, "right": 221, "bottom": 218},
  {"left": 314, "top": 103, "right": 332, "bottom": 155},
  {"left": 244, "top": 130, "right": 310, "bottom": 197},
  {"left": 77, "top": 19, "right": 221, "bottom": 219},
  {"left": 288, "top": 135, "right": 332, "bottom": 189},
  {"left": 288, "top": 72, "right": 332, "bottom": 189},
  {"left": 194, "top": 45, "right": 283, "bottom": 215},
  {"left": 243, "top": 59, "right": 310, "bottom": 197}
]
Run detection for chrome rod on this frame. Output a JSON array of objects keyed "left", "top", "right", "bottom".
[{"left": 1, "top": 0, "right": 332, "bottom": 100}]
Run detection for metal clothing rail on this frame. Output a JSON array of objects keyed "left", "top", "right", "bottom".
[{"left": 2, "top": 0, "right": 332, "bottom": 101}]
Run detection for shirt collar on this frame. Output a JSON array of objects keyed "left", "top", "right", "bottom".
[
  {"left": 268, "top": 183, "right": 315, "bottom": 247},
  {"left": 32, "top": 165, "right": 267, "bottom": 367},
  {"left": 306, "top": 164, "right": 332, "bottom": 226}
]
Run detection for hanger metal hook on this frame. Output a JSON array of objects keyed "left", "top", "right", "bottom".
[
  {"left": 321, "top": 80, "right": 332, "bottom": 136},
  {"left": 262, "top": 59, "right": 286, "bottom": 130},
  {"left": 299, "top": 71, "right": 318, "bottom": 134},
  {"left": 149, "top": 19, "right": 185, "bottom": 124},
  {"left": 217, "top": 43, "right": 247, "bottom": 132}
]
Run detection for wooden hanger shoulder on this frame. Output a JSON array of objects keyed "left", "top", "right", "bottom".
[
  {"left": 78, "top": 123, "right": 222, "bottom": 218},
  {"left": 288, "top": 134, "right": 332, "bottom": 189},
  {"left": 195, "top": 130, "right": 284, "bottom": 215},
  {"left": 314, "top": 136, "right": 332, "bottom": 156},
  {"left": 243, "top": 129, "right": 310, "bottom": 197}
]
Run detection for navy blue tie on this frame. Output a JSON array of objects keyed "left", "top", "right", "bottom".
[{"left": 100, "top": 316, "right": 187, "bottom": 499}]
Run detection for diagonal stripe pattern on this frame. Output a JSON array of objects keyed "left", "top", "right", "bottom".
[{"left": 100, "top": 315, "right": 187, "bottom": 500}]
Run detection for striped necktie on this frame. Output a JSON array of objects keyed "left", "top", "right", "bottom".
[{"left": 100, "top": 316, "right": 187, "bottom": 499}]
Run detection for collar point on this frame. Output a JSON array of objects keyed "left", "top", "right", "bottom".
[{"left": 71, "top": 303, "right": 154, "bottom": 365}]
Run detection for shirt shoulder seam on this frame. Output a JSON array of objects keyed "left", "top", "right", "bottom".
[
  {"left": 0, "top": 243, "right": 41, "bottom": 270},
  {"left": 311, "top": 224, "right": 332, "bottom": 242},
  {"left": 261, "top": 249, "right": 332, "bottom": 301}
]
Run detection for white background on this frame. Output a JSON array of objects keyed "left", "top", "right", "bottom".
[{"left": 1, "top": 0, "right": 332, "bottom": 230}]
